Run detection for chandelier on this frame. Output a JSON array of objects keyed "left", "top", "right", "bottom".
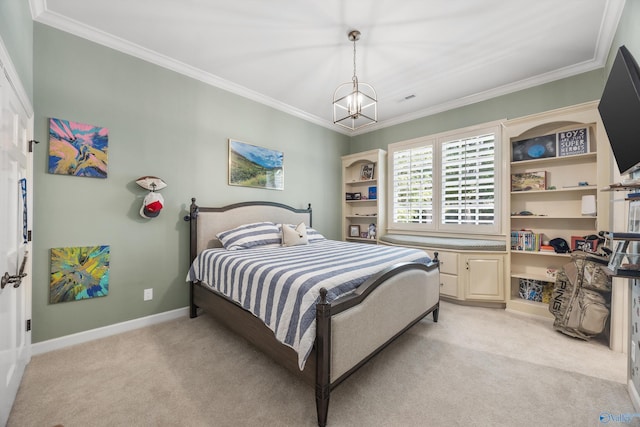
[{"left": 333, "top": 30, "right": 377, "bottom": 130}]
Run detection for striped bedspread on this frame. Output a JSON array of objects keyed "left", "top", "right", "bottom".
[{"left": 187, "top": 240, "right": 431, "bottom": 370}]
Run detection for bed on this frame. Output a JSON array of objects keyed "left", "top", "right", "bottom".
[{"left": 184, "top": 199, "right": 440, "bottom": 426}]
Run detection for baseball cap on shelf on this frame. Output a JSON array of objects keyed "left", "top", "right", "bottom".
[
  {"left": 549, "top": 237, "right": 571, "bottom": 254},
  {"left": 140, "top": 191, "right": 164, "bottom": 219}
]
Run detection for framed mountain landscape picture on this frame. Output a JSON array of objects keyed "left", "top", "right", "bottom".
[{"left": 228, "top": 139, "right": 284, "bottom": 190}]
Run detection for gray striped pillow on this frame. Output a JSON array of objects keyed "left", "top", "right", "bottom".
[
  {"left": 306, "top": 227, "right": 326, "bottom": 243},
  {"left": 217, "top": 222, "right": 282, "bottom": 250}
]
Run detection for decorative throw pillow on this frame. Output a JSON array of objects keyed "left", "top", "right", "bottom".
[
  {"left": 282, "top": 222, "right": 309, "bottom": 247},
  {"left": 306, "top": 227, "right": 327, "bottom": 243},
  {"left": 216, "top": 222, "right": 282, "bottom": 250}
]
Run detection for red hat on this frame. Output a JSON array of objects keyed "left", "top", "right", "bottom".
[{"left": 140, "top": 192, "right": 164, "bottom": 219}]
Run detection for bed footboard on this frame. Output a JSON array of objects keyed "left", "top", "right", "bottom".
[
  {"left": 330, "top": 263, "right": 439, "bottom": 383},
  {"left": 314, "top": 260, "right": 440, "bottom": 426}
]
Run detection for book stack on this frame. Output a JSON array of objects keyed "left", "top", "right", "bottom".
[{"left": 511, "top": 230, "right": 542, "bottom": 252}]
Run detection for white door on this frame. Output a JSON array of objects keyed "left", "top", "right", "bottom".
[{"left": 0, "top": 62, "right": 33, "bottom": 426}]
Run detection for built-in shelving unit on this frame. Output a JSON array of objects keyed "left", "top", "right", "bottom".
[
  {"left": 341, "top": 149, "right": 386, "bottom": 244},
  {"left": 504, "top": 101, "right": 611, "bottom": 318}
]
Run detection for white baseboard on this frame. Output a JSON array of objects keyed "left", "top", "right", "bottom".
[{"left": 31, "top": 307, "right": 190, "bottom": 355}]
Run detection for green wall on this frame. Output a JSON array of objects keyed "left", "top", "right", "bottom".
[
  {"left": 14, "top": 0, "right": 640, "bottom": 344},
  {"left": 32, "top": 23, "right": 349, "bottom": 342},
  {"left": 0, "top": 0, "right": 33, "bottom": 101}
]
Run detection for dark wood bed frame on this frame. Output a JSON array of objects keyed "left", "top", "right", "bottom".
[{"left": 184, "top": 199, "right": 440, "bottom": 426}]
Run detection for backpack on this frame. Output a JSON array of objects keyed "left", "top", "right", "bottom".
[{"left": 548, "top": 255, "right": 610, "bottom": 340}]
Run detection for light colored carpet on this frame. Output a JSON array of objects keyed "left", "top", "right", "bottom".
[{"left": 7, "top": 301, "right": 638, "bottom": 427}]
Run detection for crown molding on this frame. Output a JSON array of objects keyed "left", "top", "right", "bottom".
[
  {"left": 594, "top": 0, "right": 628, "bottom": 64},
  {"left": 357, "top": 59, "right": 605, "bottom": 136},
  {"left": 28, "top": 0, "right": 45, "bottom": 18},
  {"left": 30, "top": 0, "right": 624, "bottom": 138},
  {"left": 30, "top": 4, "right": 348, "bottom": 134},
  {"left": 361, "top": 0, "right": 624, "bottom": 136}
]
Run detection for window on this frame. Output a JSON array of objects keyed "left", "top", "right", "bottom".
[
  {"left": 441, "top": 133, "right": 496, "bottom": 226},
  {"left": 392, "top": 143, "right": 434, "bottom": 224},
  {"left": 388, "top": 121, "right": 502, "bottom": 235}
]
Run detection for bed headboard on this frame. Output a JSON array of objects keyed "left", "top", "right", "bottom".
[{"left": 184, "top": 198, "right": 312, "bottom": 261}]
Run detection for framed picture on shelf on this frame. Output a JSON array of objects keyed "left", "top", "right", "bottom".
[
  {"left": 360, "top": 163, "right": 375, "bottom": 180},
  {"left": 570, "top": 236, "right": 598, "bottom": 252},
  {"left": 353, "top": 192, "right": 361, "bottom": 200},
  {"left": 557, "top": 127, "right": 589, "bottom": 157},
  {"left": 349, "top": 225, "right": 361, "bottom": 238},
  {"left": 511, "top": 134, "right": 556, "bottom": 162},
  {"left": 511, "top": 171, "right": 546, "bottom": 192},
  {"left": 607, "top": 241, "right": 630, "bottom": 273}
]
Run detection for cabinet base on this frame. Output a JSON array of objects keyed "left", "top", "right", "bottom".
[
  {"left": 440, "top": 296, "right": 505, "bottom": 309},
  {"left": 506, "top": 298, "right": 554, "bottom": 319}
]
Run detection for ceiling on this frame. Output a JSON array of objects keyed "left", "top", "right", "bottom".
[{"left": 30, "top": 0, "right": 626, "bottom": 135}]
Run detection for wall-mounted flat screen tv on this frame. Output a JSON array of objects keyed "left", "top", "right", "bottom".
[{"left": 598, "top": 45, "right": 640, "bottom": 176}]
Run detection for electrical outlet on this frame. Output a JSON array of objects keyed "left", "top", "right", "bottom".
[{"left": 144, "top": 288, "right": 153, "bottom": 301}]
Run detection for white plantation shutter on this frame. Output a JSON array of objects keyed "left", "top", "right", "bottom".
[
  {"left": 441, "top": 133, "right": 495, "bottom": 225},
  {"left": 392, "top": 144, "right": 434, "bottom": 224},
  {"left": 388, "top": 122, "right": 501, "bottom": 234}
]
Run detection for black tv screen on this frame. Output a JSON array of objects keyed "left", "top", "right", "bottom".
[{"left": 598, "top": 45, "right": 640, "bottom": 176}]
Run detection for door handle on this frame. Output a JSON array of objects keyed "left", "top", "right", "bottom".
[{"left": 1, "top": 251, "right": 28, "bottom": 289}]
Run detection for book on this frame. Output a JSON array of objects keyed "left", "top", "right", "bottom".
[
  {"left": 511, "top": 230, "right": 542, "bottom": 251},
  {"left": 368, "top": 186, "right": 377, "bottom": 200}
]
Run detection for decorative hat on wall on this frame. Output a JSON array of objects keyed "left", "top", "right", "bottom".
[
  {"left": 136, "top": 176, "right": 166, "bottom": 219},
  {"left": 135, "top": 176, "right": 167, "bottom": 191},
  {"left": 140, "top": 191, "right": 164, "bottom": 218}
]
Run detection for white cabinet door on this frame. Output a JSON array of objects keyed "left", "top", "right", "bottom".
[{"left": 462, "top": 254, "right": 505, "bottom": 301}]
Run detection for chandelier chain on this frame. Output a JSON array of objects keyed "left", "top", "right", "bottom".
[{"left": 352, "top": 37, "right": 357, "bottom": 83}]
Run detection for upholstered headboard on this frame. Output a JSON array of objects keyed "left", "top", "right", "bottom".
[{"left": 185, "top": 199, "right": 312, "bottom": 260}]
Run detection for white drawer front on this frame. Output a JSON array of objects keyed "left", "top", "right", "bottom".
[
  {"left": 433, "top": 251, "right": 458, "bottom": 275},
  {"left": 440, "top": 273, "right": 459, "bottom": 298}
]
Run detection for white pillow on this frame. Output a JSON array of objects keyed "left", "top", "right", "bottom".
[
  {"left": 216, "top": 222, "right": 282, "bottom": 250},
  {"left": 282, "top": 222, "right": 309, "bottom": 247}
]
